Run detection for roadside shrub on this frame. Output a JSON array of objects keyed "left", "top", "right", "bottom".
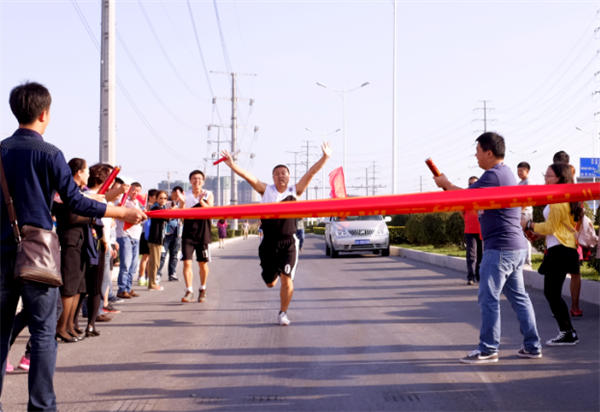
[
  {"left": 317, "top": 221, "right": 327, "bottom": 228},
  {"left": 584, "top": 202, "right": 594, "bottom": 221},
  {"left": 421, "top": 213, "right": 451, "bottom": 247},
  {"left": 313, "top": 227, "right": 325, "bottom": 235},
  {"left": 388, "top": 215, "right": 410, "bottom": 227},
  {"left": 446, "top": 212, "right": 466, "bottom": 249},
  {"left": 595, "top": 205, "right": 600, "bottom": 226},
  {"left": 388, "top": 226, "right": 407, "bottom": 244},
  {"left": 405, "top": 214, "right": 427, "bottom": 245},
  {"left": 586, "top": 245, "right": 599, "bottom": 277}
]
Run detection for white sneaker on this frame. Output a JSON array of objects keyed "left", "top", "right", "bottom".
[{"left": 278, "top": 311, "right": 290, "bottom": 326}]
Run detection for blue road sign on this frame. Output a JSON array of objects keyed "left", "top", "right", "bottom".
[{"left": 580, "top": 158, "right": 600, "bottom": 177}]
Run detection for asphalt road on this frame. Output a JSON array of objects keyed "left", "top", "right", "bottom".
[{"left": 3, "top": 235, "right": 599, "bottom": 412}]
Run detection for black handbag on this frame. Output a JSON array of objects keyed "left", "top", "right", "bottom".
[{"left": 0, "top": 145, "right": 63, "bottom": 287}]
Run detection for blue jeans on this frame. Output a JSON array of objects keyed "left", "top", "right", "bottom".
[
  {"left": 117, "top": 237, "right": 139, "bottom": 294},
  {"left": 478, "top": 248, "right": 541, "bottom": 354},
  {"left": 296, "top": 229, "right": 305, "bottom": 249},
  {"left": 158, "top": 233, "right": 180, "bottom": 278},
  {"left": 1, "top": 250, "right": 59, "bottom": 411}
]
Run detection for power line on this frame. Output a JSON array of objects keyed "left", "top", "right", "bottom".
[
  {"left": 137, "top": 0, "right": 207, "bottom": 102},
  {"left": 213, "top": 0, "right": 233, "bottom": 72},
  {"left": 70, "top": 0, "right": 198, "bottom": 166},
  {"left": 116, "top": 31, "right": 203, "bottom": 131},
  {"left": 233, "top": 1, "right": 253, "bottom": 73},
  {"left": 186, "top": 0, "right": 225, "bottom": 126}
]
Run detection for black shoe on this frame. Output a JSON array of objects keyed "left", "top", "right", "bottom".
[
  {"left": 56, "top": 333, "right": 77, "bottom": 343},
  {"left": 85, "top": 326, "right": 100, "bottom": 337},
  {"left": 546, "top": 330, "right": 578, "bottom": 346},
  {"left": 169, "top": 276, "right": 179, "bottom": 282}
]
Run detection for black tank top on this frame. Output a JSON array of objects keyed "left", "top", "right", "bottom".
[
  {"left": 182, "top": 203, "right": 212, "bottom": 244},
  {"left": 261, "top": 195, "right": 297, "bottom": 241}
]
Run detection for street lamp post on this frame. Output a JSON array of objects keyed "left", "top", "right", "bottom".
[
  {"left": 316, "top": 81, "right": 369, "bottom": 180},
  {"left": 305, "top": 127, "right": 341, "bottom": 198},
  {"left": 575, "top": 127, "right": 600, "bottom": 158},
  {"left": 575, "top": 127, "right": 600, "bottom": 210}
]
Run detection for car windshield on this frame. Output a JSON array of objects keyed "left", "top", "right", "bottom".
[{"left": 332, "top": 215, "right": 382, "bottom": 222}]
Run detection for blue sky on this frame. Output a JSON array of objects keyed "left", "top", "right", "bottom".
[{"left": 1, "top": 0, "right": 597, "bottom": 196}]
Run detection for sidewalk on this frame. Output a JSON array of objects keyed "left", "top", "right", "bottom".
[{"left": 391, "top": 246, "right": 600, "bottom": 305}]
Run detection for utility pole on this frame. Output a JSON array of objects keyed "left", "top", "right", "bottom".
[
  {"left": 301, "top": 141, "right": 318, "bottom": 200},
  {"left": 99, "top": 0, "right": 116, "bottom": 164},
  {"left": 286, "top": 151, "right": 304, "bottom": 183},
  {"left": 474, "top": 100, "right": 495, "bottom": 133},
  {"left": 207, "top": 125, "right": 231, "bottom": 206},
  {"left": 305, "top": 127, "right": 340, "bottom": 198},
  {"left": 370, "top": 162, "right": 385, "bottom": 195},
  {"left": 212, "top": 71, "right": 256, "bottom": 229},
  {"left": 365, "top": 167, "right": 369, "bottom": 196},
  {"left": 392, "top": 0, "right": 397, "bottom": 195},
  {"left": 420, "top": 175, "right": 422, "bottom": 193},
  {"left": 167, "top": 170, "right": 171, "bottom": 192}
]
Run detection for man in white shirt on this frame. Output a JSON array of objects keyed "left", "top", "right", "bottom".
[
  {"left": 220, "top": 143, "right": 332, "bottom": 326},
  {"left": 177, "top": 170, "right": 214, "bottom": 303},
  {"left": 517, "top": 161, "right": 533, "bottom": 269}
]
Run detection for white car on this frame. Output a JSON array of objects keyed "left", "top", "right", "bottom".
[{"left": 324, "top": 215, "right": 391, "bottom": 258}]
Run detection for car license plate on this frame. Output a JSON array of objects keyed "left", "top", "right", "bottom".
[{"left": 355, "top": 240, "right": 369, "bottom": 245}]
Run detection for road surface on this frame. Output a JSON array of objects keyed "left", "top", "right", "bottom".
[{"left": 3, "top": 235, "right": 599, "bottom": 411}]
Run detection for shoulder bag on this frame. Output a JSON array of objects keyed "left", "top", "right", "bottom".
[{"left": 0, "top": 144, "right": 63, "bottom": 287}]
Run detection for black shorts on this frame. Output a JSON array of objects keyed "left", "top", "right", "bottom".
[
  {"left": 182, "top": 238, "right": 211, "bottom": 262},
  {"left": 258, "top": 235, "right": 299, "bottom": 284},
  {"left": 139, "top": 232, "right": 150, "bottom": 255}
]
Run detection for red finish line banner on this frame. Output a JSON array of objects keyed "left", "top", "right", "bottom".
[{"left": 145, "top": 183, "right": 599, "bottom": 220}]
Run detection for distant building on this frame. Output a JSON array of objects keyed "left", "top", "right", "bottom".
[
  {"left": 156, "top": 176, "right": 260, "bottom": 205},
  {"left": 157, "top": 180, "right": 190, "bottom": 192},
  {"left": 204, "top": 176, "right": 231, "bottom": 206},
  {"left": 238, "top": 180, "right": 261, "bottom": 204}
]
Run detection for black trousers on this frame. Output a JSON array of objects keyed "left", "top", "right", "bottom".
[
  {"left": 465, "top": 233, "right": 482, "bottom": 281},
  {"left": 541, "top": 245, "right": 579, "bottom": 332}
]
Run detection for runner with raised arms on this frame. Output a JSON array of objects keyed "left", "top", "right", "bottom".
[{"left": 220, "top": 142, "right": 332, "bottom": 325}]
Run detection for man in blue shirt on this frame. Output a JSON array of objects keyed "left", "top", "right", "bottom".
[
  {"left": 0, "top": 82, "right": 146, "bottom": 411},
  {"left": 434, "top": 132, "right": 542, "bottom": 364}
]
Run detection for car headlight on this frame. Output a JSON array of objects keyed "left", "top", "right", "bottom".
[
  {"left": 375, "top": 228, "right": 389, "bottom": 236},
  {"left": 335, "top": 230, "right": 350, "bottom": 237}
]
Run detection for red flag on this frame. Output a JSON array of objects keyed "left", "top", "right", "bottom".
[
  {"left": 136, "top": 193, "right": 147, "bottom": 207},
  {"left": 329, "top": 167, "right": 347, "bottom": 198}
]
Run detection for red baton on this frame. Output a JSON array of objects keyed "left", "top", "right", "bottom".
[
  {"left": 425, "top": 158, "right": 442, "bottom": 177},
  {"left": 98, "top": 166, "right": 121, "bottom": 195}
]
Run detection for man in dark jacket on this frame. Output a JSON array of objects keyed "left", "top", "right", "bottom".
[{"left": 0, "top": 82, "right": 145, "bottom": 411}]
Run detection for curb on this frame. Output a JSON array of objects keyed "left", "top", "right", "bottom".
[{"left": 391, "top": 246, "right": 599, "bottom": 305}]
